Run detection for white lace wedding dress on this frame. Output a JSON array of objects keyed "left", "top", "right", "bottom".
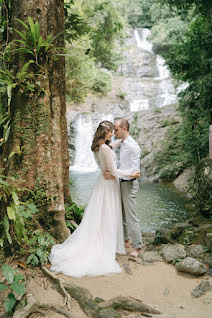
[{"left": 49, "top": 143, "right": 131, "bottom": 278}]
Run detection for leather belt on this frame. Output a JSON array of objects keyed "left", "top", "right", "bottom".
[{"left": 120, "top": 178, "right": 136, "bottom": 182}]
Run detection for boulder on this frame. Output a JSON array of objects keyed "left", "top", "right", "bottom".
[
  {"left": 161, "top": 244, "right": 186, "bottom": 263},
  {"left": 206, "top": 233, "right": 212, "bottom": 252},
  {"left": 139, "top": 251, "right": 163, "bottom": 263},
  {"left": 170, "top": 222, "right": 190, "bottom": 240},
  {"left": 191, "top": 280, "right": 211, "bottom": 298},
  {"left": 175, "top": 257, "right": 207, "bottom": 275},
  {"left": 186, "top": 245, "right": 206, "bottom": 258},
  {"left": 153, "top": 229, "right": 174, "bottom": 244}
]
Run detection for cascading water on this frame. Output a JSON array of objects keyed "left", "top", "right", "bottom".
[
  {"left": 68, "top": 28, "right": 192, "bottom": 232},
  {"left": 156, "top": 55, "right": 177, "bottom": 107},
  {"left": 134, "top": 29, "right": 153, "bottom": 52},
  {"left": 131, "top": 28, "right": 177, "bottom": 111},
  {"left": 70, "top": 113, "right": 114, "bottom": 172},
  {"left": 70, "top": 115, "right": 97, "bottom": 172}
]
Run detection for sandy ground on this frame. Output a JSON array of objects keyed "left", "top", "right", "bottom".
[{"left": 25, "top": 254, "right": 212, "bottom": 318}]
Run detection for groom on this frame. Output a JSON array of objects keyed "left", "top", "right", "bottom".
[{"left": 104, "top": 118, "right": 143, "bottom": 257}]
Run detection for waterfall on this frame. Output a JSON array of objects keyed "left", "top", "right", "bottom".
[
  {"left": 70, "top": 113, "right": 114, "bottom": 172},
  {"left": 134, "top": 29, "right": 153, "bottom": 52},
  {"left": 156, "top": 55, "right": 177, "bottom": 107},
  {"left": 132, "top": 28, "right": 178, "bottom": 110}
]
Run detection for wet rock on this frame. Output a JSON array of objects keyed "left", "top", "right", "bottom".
[
  {"left": 139, "top": 251, "right": 163, "bottom": 263},
  {"left": 191, "top": 280, "right": 211, "bottom": 298},
  {"left": 206, "top": 233, "right": 212, "bottom": 251},
  {"left": 153, "top": 229, "right": 174, "bottom": 244},
  {"left": 175, "top": 257, "right": 207, "bottom": 275},
  {"left": 170, "top": 222, "right": 190, "bottom": 240},
  {"left": 161, "top": 244, "right": 186, "bottom": 263},
  {"left": 186, "top": 245, "right": 206, "bottom": 258}
]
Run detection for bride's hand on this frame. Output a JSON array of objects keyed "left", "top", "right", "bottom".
[{"left": 131, "top": 170, "right": 140, "bottom": 178}]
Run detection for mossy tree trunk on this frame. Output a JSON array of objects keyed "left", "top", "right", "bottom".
[{"left": 3, "top": 0, "right": 70, "bottom": 241}]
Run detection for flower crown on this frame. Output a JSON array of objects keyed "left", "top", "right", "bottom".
[{"left": 99, "top": 122, "right": 112, "bottom": 130}]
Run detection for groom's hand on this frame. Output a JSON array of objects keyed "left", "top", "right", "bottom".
[{"left": 103, "top": 170, "right": 115, "bottom": 180}]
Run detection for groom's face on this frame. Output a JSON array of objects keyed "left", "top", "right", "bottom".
[{"left": 114, "top": 122, "right": 124, "bottom": 140}]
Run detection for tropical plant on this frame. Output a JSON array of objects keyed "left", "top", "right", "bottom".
[
  {"left": 0, "top": 264, "right": 25, "bottom": 314},
  {"left": 26, "top": 229, "right": 55, "bottom": 266},
  {"left": 65, "top": 202, "right": 84, "bottom": 232},
  {"left": 0, "top": 171, "right": 39, "bottom": 248},
  {"left": 12, "top": 17, "right": 63, "bottom": 66}
]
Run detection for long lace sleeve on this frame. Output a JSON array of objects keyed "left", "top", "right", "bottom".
[
  {"left": 109, "top": 139, "right": 122, "bottom": 149},
  {"left": 99, "top": 144, "right": 131, "bottom": 178}
]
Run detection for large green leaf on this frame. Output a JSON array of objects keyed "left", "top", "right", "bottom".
[
  {"left": 0, "top": 179, "right": 9, "bottom": 186},
  {"left": 15, "top": 18, "right": 29, "bottom": 30},
  {"left": 0, "top": 283, "right": 7, "bottom": 292},
  {"left": 12, "top": 28, "right": 27, "bottom": 41},
  {"left": 28, "top": 17, "right": 36, "bottom": 44},
  {"left": 11, "top": 282, "right": 25, "bottom": 295},
  {"left": 14, "top": 216, "right": 25, "bottom": 242},
  {"left": 2, "top": 264, "right": 15, "bottom": 284},
  {"left": 3, "top": 215, "right": 12, "bottom": 244},
  {"left": 12, "top": 191, "right": 20, "bottom": 205},
  {"left": 7, "top": 206, "right": 16, "bottom": 220},
  {"left": 14, "top": 273, "right": 24, "bottom": 283},
  {"left": 4, "top": 293, "right": 17, "bottom": 313}
]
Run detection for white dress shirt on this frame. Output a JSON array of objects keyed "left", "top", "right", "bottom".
[{"left": 119, "top": 135, "right": 141, "bottom": 180}]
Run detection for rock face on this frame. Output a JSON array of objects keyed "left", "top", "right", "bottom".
[
  {"left": 175, "top": 257, "right": 207, "bottom": 275},
  {"left": 161, "top": 244, "right": 186, "bottom": 263},
  {"left": 67, "top": 28, "right": 180, "bottom": 181}
]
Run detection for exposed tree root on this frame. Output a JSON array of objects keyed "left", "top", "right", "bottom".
[
  {"left": 12, "top": 295, "right": 74, "bottom": 318},
  {"left": 39, "top": 267, "right": 161, "bottom": 318},
  {"left": 41, "top": 266, "right": 71, "bottom": 310},
  {"left": 98, "top": 296, "right": 161, "bottom": 314}
]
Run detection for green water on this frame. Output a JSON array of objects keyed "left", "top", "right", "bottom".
[{"left": 70, "top": 170, "right": 193, "bottom": 233}]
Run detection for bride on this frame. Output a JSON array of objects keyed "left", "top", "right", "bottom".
[{"left": 49, "top": 120, "right": 140, "bottom": 278}]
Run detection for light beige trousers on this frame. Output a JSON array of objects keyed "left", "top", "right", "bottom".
[{"left": 120, "top": 179, "right": 143, "bottom": 249}]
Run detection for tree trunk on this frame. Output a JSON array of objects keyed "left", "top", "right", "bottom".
[{"left": 4, "top": 0, "right": 70, "bottom": 241}]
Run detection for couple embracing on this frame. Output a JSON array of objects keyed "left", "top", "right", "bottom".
[{"left": 49, "top": 118, "right": 143, "bottom": 278}]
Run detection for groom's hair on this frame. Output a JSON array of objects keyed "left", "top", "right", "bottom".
[{"left": 115, "top": 118, "right": 130, "bottom": 131}]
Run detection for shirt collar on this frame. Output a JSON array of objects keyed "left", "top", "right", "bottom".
[{"left": 122, "top": 135, "right": 131, "bottom": 145}]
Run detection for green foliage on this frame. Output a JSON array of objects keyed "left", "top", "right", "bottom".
[
  {"left": 160, "top": 117, "right": 180, "bottom": 128},
  {"left": 116, "top": 90, "right": 126, "bottom": 100},
  {"left": 26, "top": 229, "right": 55, "bottom": 266},
  {"left": 0, "top": 171, "right": 39, "bottom": 248},
  {"left": 193, "top": 159, "right": 212, "bottom": 218},
  {"left": 65, "top": 202, "right": 84, "bottom": 232},
  {"left": 13, "top": 17, "right": 62, "bottom": 65},
  {"left": 0, "top": 264, "right": 25, "bottom": 314},
  {"left": 141, "top": 149, "right": 150, "bottom": 159},
  {"left": 64, "top": 0, "right": 90, "bottom": 42},
  {"left": 0, "top": 112, "right": 10, "bottom": 147},
  {"left": 154, "top": 125, "right": 192, "bottom": 181},
  {"left": 131, "top": 0, "right": 211, "bottom": 174},
  {"left": 66, "top": 40, "right": 111, "bottom": 103},
  {"left": 130, "top": 112, "right": 139, "bottom": 139}
]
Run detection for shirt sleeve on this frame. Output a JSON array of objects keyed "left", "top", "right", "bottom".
[
  {"left": 100, "top": 144, "right": 131, "bottom": 178},
  {"left": 119, "top": 142, "right": 141, "bottom": 180},
  {"left": 127, "top": 144, "right": 141, "bottom": 174}
]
